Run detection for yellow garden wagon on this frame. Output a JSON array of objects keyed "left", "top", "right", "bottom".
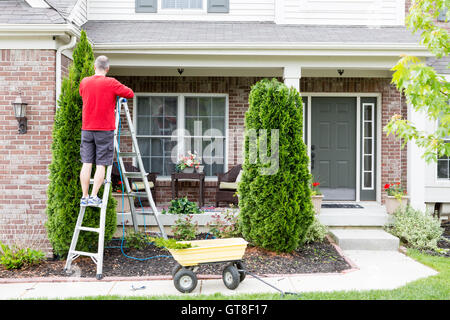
[{"left": 168, "top": 237, "right": 248, "bottom": 293}]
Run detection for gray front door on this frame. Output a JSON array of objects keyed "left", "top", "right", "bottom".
[{"left": 311, "top": 97, "right": 357, "bottom": 200}]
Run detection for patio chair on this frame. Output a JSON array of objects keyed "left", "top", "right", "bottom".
[
  {"left": 215, "top": 164, "right": 242, "bottom": 207},
  {"left": 111, "top": 162, "right": 158, "bottom": 205}
]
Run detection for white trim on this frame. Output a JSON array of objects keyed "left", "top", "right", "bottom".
[
  {"left": 133, "top": 93, "right": 229, "bottom": 178},
  {"left": 361, "top": 102, "right": 375, "bottom": 190},
  {"left": 302, "top": 92, "right": 382, "bottom": 203},
  {"left": 356, "top": 96, "right": 361, "bottom": 201}
]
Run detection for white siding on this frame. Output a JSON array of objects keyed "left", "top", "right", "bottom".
[
  {"left": 87, "top": 0, "right": 275, "bottom": 21},
  {"left": 280, "top": 0, "right": 405, "bottom": 25},
  {"left": 69, "top": 0, "right": 88, "bottom": 27}
]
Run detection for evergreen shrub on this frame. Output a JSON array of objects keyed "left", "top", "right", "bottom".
[
  {"left": 46, "top": 31, "right": 117, "bottom": 257},
  {"left": 238, "top": 78, "right": 314, "bottom": 252}
]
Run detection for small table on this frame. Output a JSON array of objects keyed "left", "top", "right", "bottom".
[{"left": 171, "top": 172, "right": 206, "bottom": 207}]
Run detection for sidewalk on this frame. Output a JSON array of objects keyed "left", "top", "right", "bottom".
[{"left": 0, "top": 249, "right": 438, "bottom": 299}]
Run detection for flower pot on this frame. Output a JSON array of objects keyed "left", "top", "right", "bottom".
[
  {"left": 196, "top": 165, "right": 204, "bottom": 173},
  {"left": 311, "top": 194, "right": 324, "bottom": 215},
  {"left": 112, "top": 192, "right": 130, "bottom": 212},
  {"left": 182, "top": 167, "right": 194, "bottom": 173},
  {"left": 385, "top": 196, "right": 409, "bottom": 214}
]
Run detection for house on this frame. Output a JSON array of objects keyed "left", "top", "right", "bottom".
[{"left": 0, "top": 0, "right": 448, "bottom": 255}]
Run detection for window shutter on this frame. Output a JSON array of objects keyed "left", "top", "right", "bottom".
[
  {"left": 136, "top": 0, "right": 157, "bottom": 13},
  {"left": 207, "top": 0, "right": 229, "bottom": 13}
]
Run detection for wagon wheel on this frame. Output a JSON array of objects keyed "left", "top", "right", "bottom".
[
  {"left": 171, "top": 263, "right": 182, "bottom": 278},
  {"left": 174, "top": 268, "right": 198, "bottom": 293},
  {"left": 222, "top": 264, "right": 240, "bottom": 290},
  {"left": 234, "top": 261, "right": 246, "bottom": 282}
]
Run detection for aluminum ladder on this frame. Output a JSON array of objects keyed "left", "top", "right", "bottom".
[{"left": 64, "top": 97, "right": 167, "bottom": 280}]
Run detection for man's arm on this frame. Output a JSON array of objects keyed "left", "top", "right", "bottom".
[{"left": 110, "top": 78, "right": 134, "bottom": 99}]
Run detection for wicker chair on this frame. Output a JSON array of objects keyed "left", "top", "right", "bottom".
[
  {"left": 215, "top": 164, "right": 242, "bottom": 207},
  {"left": 111, "top": 162, "right": 158, "bottom": 206}
]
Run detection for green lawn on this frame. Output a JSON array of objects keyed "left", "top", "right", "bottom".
[{"left": 75, "top": 249, "right": 449, "bottom": 300}]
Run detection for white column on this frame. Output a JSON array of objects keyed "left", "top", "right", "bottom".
[
  {"left": 283, "top": 65, "right": 301, "bottom": 92},
  {"left": 407, "top": 103, "right": 428, "bottom": 212}
]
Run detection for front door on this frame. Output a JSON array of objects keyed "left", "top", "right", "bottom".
[{"left": 311, "top": 97, "right": 357, "bottom": 200}]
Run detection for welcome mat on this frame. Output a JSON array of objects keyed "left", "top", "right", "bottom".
[{"left": 321, "top": 203, "right": 364, "bottom": 209}]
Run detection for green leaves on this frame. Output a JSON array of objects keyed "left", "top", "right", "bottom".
[
  {"left": 387, "top": 0, "right": 449, "bottom": 163},
  {"left": 238, "top": 78, "right": 314, "bottom": 253},
  {"left": 46, "top": 30, "right": 116, "bottom": 257}
]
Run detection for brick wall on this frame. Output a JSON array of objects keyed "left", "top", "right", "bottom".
[
  {"left": 116, "top": 76, "right": 406, "bottom": 205},
  {"left": 0, "top": 49, "right": 57, "bottom": 254}
]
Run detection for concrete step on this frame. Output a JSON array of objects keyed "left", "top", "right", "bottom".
[{"left": 329, "top": 228, "right": 400, "bottom": 251}]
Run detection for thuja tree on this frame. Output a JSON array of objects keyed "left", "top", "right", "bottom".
[
  {"left": 238, "top": 78, "right": 314, "bottom": 253},
  {"left": 46, "top": 30, "right": 117, "bottom": 257}
]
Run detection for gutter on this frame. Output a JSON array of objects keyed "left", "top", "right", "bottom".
[{"left": 55, "top": 35, "right": 77, "bottom": 109}]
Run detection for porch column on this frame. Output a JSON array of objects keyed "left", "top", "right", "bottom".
[{"left": 283, "top": 65, "right": 301, "bottom": 92}]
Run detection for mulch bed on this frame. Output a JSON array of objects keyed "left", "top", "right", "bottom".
[{"left": 0, "top": 235, "right": 352, "bottom": 279}]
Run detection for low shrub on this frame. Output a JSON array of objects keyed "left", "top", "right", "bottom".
[
  {"left": 0, "top": 242, "right": 45, "bottom": 270},
  {"left": 124, "top": 231, "right": 149, "bottom": 250},
  {"left": 206, "top": 209, "right": 241, "bottom": 239},
  {"left": 386, "top": 205, "right": 444, "bottom": 252},
  {"left": 172, "top": 215, "right": 198, "bottom": 241},
  {"left": 162, "top": 197, "right": 203, "bottom": 215},
  {"left": 302, "top": 216, "right": 329, "bottom": 244}
]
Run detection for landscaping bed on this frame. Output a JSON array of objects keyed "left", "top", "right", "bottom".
[{"left": 0, "top": 235, "right": 351, "bottom": 279}]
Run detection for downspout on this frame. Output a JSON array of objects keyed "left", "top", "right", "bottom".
[{"left": 55, "top": 35, "right": 77, "bottom": 109}]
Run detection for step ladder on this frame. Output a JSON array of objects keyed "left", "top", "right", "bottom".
[{"left": 64, "top": 97, "right": 167, "bottom": 280}]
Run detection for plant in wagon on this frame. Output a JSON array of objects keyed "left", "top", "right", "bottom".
[
  {"left": 45, "top": 30, "right": 117, "bottom": 258},
  {"left": 238, "top": 78, "right": 314, "bottom": 253}
]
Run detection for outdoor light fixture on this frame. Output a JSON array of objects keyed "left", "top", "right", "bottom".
[{"left": 12, "top": 94, "right": 28, "bottom": 134}]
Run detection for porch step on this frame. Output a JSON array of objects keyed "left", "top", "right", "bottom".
[
  {"left": 329, "top": 228, "right": 399, "bottom": 251},
  {"left": 317, "top": 202, "right": 393, "bottom": 227}
]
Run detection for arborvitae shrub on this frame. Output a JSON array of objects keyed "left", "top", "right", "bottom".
[
  {"left": 238, "top": 78, "right": 314, "bottom": 253},
  {"left": 46, "top": 31, "right": 117, "bottom": 257}
]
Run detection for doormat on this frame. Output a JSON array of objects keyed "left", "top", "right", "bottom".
[{"left": 321, "top": 203, "right": 364, "bottom": 209}]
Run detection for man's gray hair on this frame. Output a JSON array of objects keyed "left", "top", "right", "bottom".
[{"left": 94, "top": 55, "right": 109, "bottom": 71}]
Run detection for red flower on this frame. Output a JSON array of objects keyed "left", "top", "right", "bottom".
[
  {"left": 384, "top": 184, "right": 390, "bottom": 189},
  {"left": 396, "top": 182, "right": 401, "bottom": 185},
  {"left": 312, "top": 182, "right": 320, "bottom": 187}
]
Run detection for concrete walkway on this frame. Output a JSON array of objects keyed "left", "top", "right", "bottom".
[{"left": 0, "top": 249, "right": 438, "bottom": 299}]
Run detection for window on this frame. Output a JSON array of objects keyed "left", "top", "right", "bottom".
[
  {"left": 136, "top": 95, "right": 227, "bottom": 177},
  {"left": 162, "top": 0, "right": 202, "bottom": 9},
  {"left": 362, "top": 103, "right": 375, "bottom": 189},
  {"left": 437, "top": 140, "right": 450, "bottom": 179}
]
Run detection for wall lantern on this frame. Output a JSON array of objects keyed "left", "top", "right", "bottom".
[{"left": 12, "top": 94, "right": 28, "bottom": 134}]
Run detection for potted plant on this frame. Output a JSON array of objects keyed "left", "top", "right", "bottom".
[
  {"left": 112, "top": 180, "right": 130, "bottom": 212},
  {"left": 176, "top": 151, "right": 201, "bottom": 173},
  {"left": 384, "top": 182, "right": 408, "bottom": 214},
  {"left": 311, "top": 182, "right": 323, "bottom": 215}
]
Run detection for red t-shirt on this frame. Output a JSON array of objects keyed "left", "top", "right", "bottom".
[{"left": 79, "top": 75, "right": 134, "bottom": 130}]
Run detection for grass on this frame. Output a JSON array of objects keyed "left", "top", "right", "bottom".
[{"left": 70, "top": 249, "right": 449, "bottom": 300}]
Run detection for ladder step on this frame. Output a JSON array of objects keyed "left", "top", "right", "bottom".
[
  {"left": 70, "top": 250, "right": 98, "bottom": 258},
  {"left": 118, "top": 152, "right": 138, "bottom": 157},
  {"left": 118, "top": 130, "right": 132, "bottom": 136},
  {"left": 127, "top": 192, "right": 149, "bottom": 197},
  {"left": 123, "top": 172, "right": 148, "bottom": 178},
  {"left": 77, "top": 226, "right": 100, "bottom": 233},
  {"left": 135, "top": 210, "right": 155, "bottom": 216}
]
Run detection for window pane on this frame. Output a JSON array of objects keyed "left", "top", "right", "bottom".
[
  {"left": 437, "top": 160, "right": 449, "bottom": 179},
  {"left": 137, "top": 97, "right": 150, "bottom": 115},
  {"left": 199, "top": 97, "right": 211, "bottom": 116},
  {"left": 364, "top": 155, "right": 372, "bottom": 171},
  {"left": 137, "top": 117, "right": 151, "bottom": 135},
  {"left": 137, "top": 138, "right": 150, "bottom": 155},
  {"left": 364, "top": 122, "right": 372, "bottom": 138},
  {"left": 363, "top": 172, "right": 372, "bottom": 188},
  {"left": 212, "top": 117, "right": 225, "bottom": 133},
  {"left": 364, "top": 104, "right": 373, "bottom": 120},
  {"left": 364, "top": 138, "right": 372, "bottom": 155},
  {"left": 165, "top": 97, "right": 177, "bottom": 116},
  {"left": 151, "top": 97, "right": 163, "bottom": 116},
  {"left": 212, "top": 97, "right": 225, "bottom": 116},
  {"left": 185, "top": 98, "right": 197, "bottom": 116}
]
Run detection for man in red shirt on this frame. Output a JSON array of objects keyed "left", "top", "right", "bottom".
[{"left": 79, "top": 55, "right": 134, "bottom": 207}]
